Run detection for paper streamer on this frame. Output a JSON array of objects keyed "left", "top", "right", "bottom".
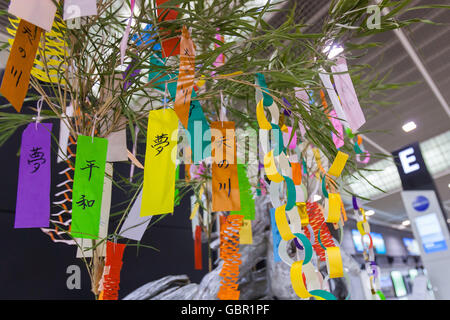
[
  {"left": 76, "top": 163, "right": 113, "bottom": 257},
  {"left": 217, "top": 215, "right": 242, "bottom": 300},
  {"left": 141, "top": 108, "right": 179, "bottom": 216},
  {"left": 304, "top": 202, "right": 334, "bottom": 261},
  {"left": 318, "top": 70, "right": 348, "bottom": 125},
  {"left": 211, "top": 121, "right": 240, "bottom": 212},
  {"left": 71, "top": 136, "right": 108, "bottom": 239},
  {"left": 99, "top": 241, "right": 126, "bottom": 300},
  {"left": 174, "top": 26, "right": 196, "bottom": 129},
  {"left": 329, "top": 110, "right": 344, "bottom": 149},
  {"left": 15, "top": 123, "right": 52, "bottom": 228},
  {"left": 231, "top": 164, "right": 255, "bottom": 220},
  {"left": 274, "top": 205, "right": 295, "bottom": 241},
  {"left": 8, "top": 0, "right": 56, "bottom": 32},
  {"left": 0, "top": 19, "right": 42, "bottom": 112},
  {"left": 331, "top": 58, "right": 366, "bottom": 131},
  {"left": 119, "top": 189, "right": 153, "bottom": 241},
  {"left": 328, "top": 151, "right": 348, "bottom": 178}
]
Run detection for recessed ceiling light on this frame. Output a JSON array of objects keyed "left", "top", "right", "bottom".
[
  {"left": 448, "top": 183, "right": 450, "bottom": 189},
  {"left": 365, "top": 210, "right": 375, "bottom": 216},
  {"left": 402, "top": 220, "right": 411, "bottom": 226},
  {"left": 312, "top": 195, "right": 322, "bottom": 202},
  {"left": 402, "top": 121, "right": 417, "bottom": 133}
]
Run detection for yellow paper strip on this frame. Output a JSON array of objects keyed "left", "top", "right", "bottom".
[
  {"left": 264, "top": 150, "right": 284, "bottom": 183},
  {"left": 274, "top": 205, "right": 295, "bottom": 241},
  {"left": 239, "top": 219, "right": 253, "bottom": 244},
  {"left": 325, "top": 247, "right": 344, "bottom": 278},
  {"left": 327, "top": 193, "right": 341, "bottom": 224},
  {"left": 297, "top": 202, "right": 309, "bottom": 226},
  {"left": 291, "top": 261, "right": 312, "bottom": 299},
  {"left": 140, "top": 108, "right": 179, "bottom": 216},
  {"left": 189, "top": 186, "right": 204, "bottom": 220},
  {"left": 256, "top": 99, "right": 272, "bottom": 130},
  {"left": 328, "top": 151, "right": 349, "bottom": 178}
]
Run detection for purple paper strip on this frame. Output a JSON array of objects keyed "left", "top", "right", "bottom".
[
  {"left": 352, "top": 196, "right": 359, "bottom": 210},
  {"left": 15, "top": 123, "right": 52, "bottom": 228},
  {"left": 294, "top": 237, "right": 304, "bottom": 250}
]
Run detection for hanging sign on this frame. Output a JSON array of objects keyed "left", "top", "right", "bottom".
[
  {"left": 174, "top": 26, "right": 196, "bottom": 129},
  {"left": 140, "top": 108, "right": 179, "bottom": 216},
  {"left": 63, "top": 0, "right": 98, "bottom": 20},
  {"left": 0, "top": 19, "right": 42, "bottom": 112},
  {"left": 211, "top": 121, "right": 240, "bottom": 212},
  {"left": 15, "top": 123, "right": 52, "bottom": 228},
  {"left": 71, "top": 135, "right": 108, "bottom": 239},
  {"left": 240, "top": 219, "right": 253, "bottom": 245},
  {"left": 119, "top": 189, "right": 153, "bottom": 241}
]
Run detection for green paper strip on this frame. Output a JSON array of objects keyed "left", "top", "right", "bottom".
[
  {"left": 231, "top": 164, "right": 255, "bottom": 220},
  {"left": 309, "top": 289, "right": 337, "bottom": 300},
  {"left": 271, "top": 123, "right": 284, "bottom": 156},
  {"left": 318, "top": 225, "right": 327, "bottom": 251},
  {"left": 321, "top": 175, "right": 328, "bottom": 198},
  {"left": 256, "top": 73, "right": 273, "bottom": 106},
  {"left": 294, "top": 233, "right": 312, "bottom": 265},
  {"left": 376, "top": 290, "right": 386, "bottom": 300},
  {"left": 284, "top": 175, "right": 296, "bottom": 211},
  {"left": 71, "top": 135, "right": 108, "bottom": 239},
  {"left": 354, "top": 141, "right": 363, "bottom": 154}
]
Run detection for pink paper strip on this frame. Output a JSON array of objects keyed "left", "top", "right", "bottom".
[
  {"left": 283, "top": 126, "right": 297, "bottom": 149},
  {"left": 331, "top": 58, "right": 366, "bottom": 131},
  {"left": 329, "top": 110, "right": 344, "bottom": 149},
  {"left": 120, "top": 0, "right": 136, "bottom": 65}
]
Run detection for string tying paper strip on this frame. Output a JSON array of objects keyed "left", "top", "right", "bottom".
[
  {"left": 15, "top": 123, "right": 52, "bottom": 228},
  {"left": 140, "top": 108, "right": 179, "bottom": 216},
  {"left": 217, "top": 215, "right": 243, "bottom": 300},
  {"left": 99, "top": 241, "right": 126, "bottom": 300}
]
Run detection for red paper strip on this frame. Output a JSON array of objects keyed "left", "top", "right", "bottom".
[
  {"left": 100, "top": 241, "right": 127, "bottom": 300},
  {"left": 156, "top": 0, "right": 181, "bottom": 57},
  {"left": 194, "top": 225, "right": 202, "bottom": 270}
]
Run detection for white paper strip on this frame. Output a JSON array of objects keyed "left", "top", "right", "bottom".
[
  {"left": 63, "top": 0, "right": 98, "bottom": 20},
  {"left": 8, "top": 0, "right": 57, "bottom": 32},
  {"left": 119, "top": 189, "right": 152, "bottom": 241},
  {"left": 57, "top": 105, "right": 74, "bottom": 163},
  {"left": 107, "top": 128, "right": 128, "bottom": 162},
  {"left": 331, "top": 58, "right": 366, "bottom": 131},
  {"left": 318, "top": 69, "right": 348, "bottom": 125}
]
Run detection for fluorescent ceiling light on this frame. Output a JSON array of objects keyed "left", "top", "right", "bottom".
[
  {"left": 402, "top": 121, "right": 417, "bottom": 132},
  {"left": 402, "top": 220, "right": 411, "bottom": 226},
  {"left": 365, "top": 210, "right": 375, "bottom": 216}
]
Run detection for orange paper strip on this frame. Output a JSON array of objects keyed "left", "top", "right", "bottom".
[
  {"left": 0, "top": 19, "right": 42, "bottom": 112},
  {"left": 291, "top": 162, "right": 302, "bottom": 185},
  {"left": 174, "top": 26, "right": 195, "bottom": 129},
  {"left": 211, "top": 122, "right": 240, "bottom": 212}
]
